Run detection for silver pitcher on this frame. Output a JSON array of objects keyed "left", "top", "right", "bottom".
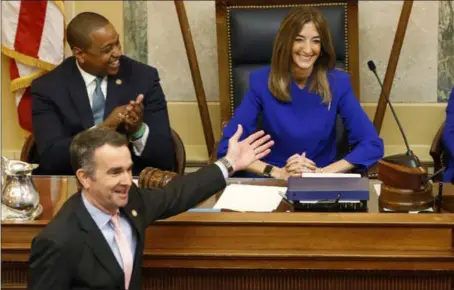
[{"left": 1, "top": 156, "right": 42, "bottom": 220}]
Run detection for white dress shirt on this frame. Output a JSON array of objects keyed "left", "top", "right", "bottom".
[
  {"left": 215, "top": 161, "right": 229, "bottom": 179},
  {"left": 76, "top": 62, "right": 149, "bottom": 156},
  {"left": 81, "top": 193, "right": 136, "bottom": 268}
]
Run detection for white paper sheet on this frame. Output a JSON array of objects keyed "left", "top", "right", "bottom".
[
  {"left": 298, "top": 200, "right": 361, "bottom": 204},
  {"left": 214, "top": 184, "right": 285, "bottom": 212},
  {"left": 373, "top": 183, "right": 381, "bottom": 196}
]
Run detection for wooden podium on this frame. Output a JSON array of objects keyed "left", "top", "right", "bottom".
[{"left": 2, "top": 176, "right": 454, "bottom": 290}]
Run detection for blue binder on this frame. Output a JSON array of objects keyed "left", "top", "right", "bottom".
[{"left": 286, "top": 177, "right": 369, "bottom": 201}]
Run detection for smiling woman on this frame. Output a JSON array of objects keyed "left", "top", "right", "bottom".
[
  {"left": 217, "top": 6, "right": 384, "bottom": 179},
  {"left": 292, "top": 22, "right": 321, "bottom": 78},
  {"left": 269, "top": 7, "right": 336, "bottom": 105}
]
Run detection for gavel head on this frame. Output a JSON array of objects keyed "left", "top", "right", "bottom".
[{"left": 138, "top": 167, "right": 178, "bottom": 189}]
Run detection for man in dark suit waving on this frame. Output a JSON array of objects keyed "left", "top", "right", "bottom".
[
  {"left": 28, "top": 125, "right": 274, "bottom": 290},
  {"left": 32, "top": 12, "right": 175, "bottom": 176}
]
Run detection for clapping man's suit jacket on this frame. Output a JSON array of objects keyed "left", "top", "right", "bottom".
[{"left": 31, "top": 55, "right": 175, "bottom": 176}]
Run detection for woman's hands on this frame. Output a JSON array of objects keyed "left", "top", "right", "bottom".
[{"left": 285, "top": 152, "right": 317, "bottom": 175}]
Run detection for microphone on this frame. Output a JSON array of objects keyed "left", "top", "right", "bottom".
[{"left": 367, "top": 60, "right": 420, "bottom": 168}]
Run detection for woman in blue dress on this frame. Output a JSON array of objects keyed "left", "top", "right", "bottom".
[
  {"left": 217, "top": 7, "right": 384, "bottom": 179},
  {"left": 442, "top": 88, "right": 454, "bottom": 182}
]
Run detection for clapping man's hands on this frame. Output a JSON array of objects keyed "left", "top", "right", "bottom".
[
  {"left": 224, "top": 125, "right": 274, "bottom": 172},
  {"left": 101, "top": 105, "right": 131, "bottom": 130},
  {"left": 100, "top": 94, "right": 145, "bottom": 138},
  {"left": 123, "top": 94, "right": 144, "bottom": 135}
]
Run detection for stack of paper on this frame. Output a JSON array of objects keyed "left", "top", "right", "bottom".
[{"left": 213, "top": 184, "right": 285, "bottom": 212}]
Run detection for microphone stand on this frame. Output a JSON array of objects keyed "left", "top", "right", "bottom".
[
  {"left": 368, "top": 61, "right": 420, "bottom": 168},
  {"left": 368, "top": 60, "right": 437, "bottom": 212}
]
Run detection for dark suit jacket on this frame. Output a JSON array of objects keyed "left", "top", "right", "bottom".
[
  {"left": 28, "top": 164, "right": 225, "bottom": 290},
  {"left": 31, "top": 56, "right": 175, "bottom": 176}
]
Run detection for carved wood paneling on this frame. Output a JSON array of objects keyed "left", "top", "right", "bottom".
[
  {"left": 4, "top": 264, "right": 452, "bottom": 290},
  {"left": 2, "top": 262, "right": 28, "bottom": 290},
  {"left": 142, "top": 269, "right": 453, "bottom": 290}
]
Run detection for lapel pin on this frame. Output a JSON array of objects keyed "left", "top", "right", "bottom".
[
  {"left": 131, "top": 209, "right": 137, "bottom": 217},
  {"left": 116, "top": 79, "right": 122, "bottom": 85}
]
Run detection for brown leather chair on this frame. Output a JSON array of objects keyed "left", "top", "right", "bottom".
[
  {"left": 20, "top": 134, "right": 36, "bottom": 163},
  {"left": 429, "top": 121, "right": 450, "bottom": 212},
  {"left": 429, "top": 121, "right": 446, "bottom": 182},
  {"left": 170, "top": 128, "right": 186, "bottom": 175},
  {"left": 21, "top": 128, "right": 187, "bottom": 175}
]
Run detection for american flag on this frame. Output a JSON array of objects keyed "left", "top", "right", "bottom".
[{"left": 2, "top": 0, "right": 65, "bottom": 132}]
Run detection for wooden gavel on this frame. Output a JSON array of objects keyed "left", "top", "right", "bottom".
[
  {"left": 138, "top": 167, "right": 178, "bottom": 189},
  {"left": 377, "top": 160, "right": 434, "bottom": 212}
]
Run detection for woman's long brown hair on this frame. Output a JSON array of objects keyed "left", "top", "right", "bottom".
[{"left": 268, "top": 7, "right": 336, "bottom": 104}]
